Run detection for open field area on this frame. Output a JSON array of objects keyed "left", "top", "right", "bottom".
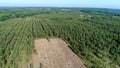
[
  {"left": 26, "top": 38, "right": 85, "bottom": 68},
  {"left": 0, "top": 8, "right": 120, "bottom": 68}
]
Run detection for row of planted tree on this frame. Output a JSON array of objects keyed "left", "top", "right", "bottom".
[{"left": 0, "top": 8, "right": 120, "bottom": 68}]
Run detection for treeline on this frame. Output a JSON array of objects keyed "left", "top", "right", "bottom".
[{"left": 0, "top": 8, "right": 58, "bottom": 21}]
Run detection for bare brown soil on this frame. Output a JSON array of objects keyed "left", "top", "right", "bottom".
[{"left": 26, "top": 38, "right": 86, "bottom": 68}]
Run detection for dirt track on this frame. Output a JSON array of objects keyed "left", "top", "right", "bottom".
[{"left": 27, "top": 38, "right": 86, "bottom": 68}]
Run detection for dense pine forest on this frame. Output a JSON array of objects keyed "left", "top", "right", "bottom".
[{"left": 0, "top": 8, "right": 120, "bottom": 68}]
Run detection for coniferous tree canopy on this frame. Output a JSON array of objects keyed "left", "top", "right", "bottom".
[{"left": 0, "top": 8, "right": 120, "bottom": 68}]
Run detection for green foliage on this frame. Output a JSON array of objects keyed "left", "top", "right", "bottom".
[{"left": 0, "top": 8, "right": 120, "bottom": 68}]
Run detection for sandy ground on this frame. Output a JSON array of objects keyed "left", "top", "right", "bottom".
[{"left": 26, "top": 38, "right": 86, "bottom": 68}]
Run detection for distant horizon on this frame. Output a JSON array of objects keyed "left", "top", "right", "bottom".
[
  {"left": 0, "top": 6, "right": 119, "bottom": 10},
  {"left": 0, "top": 0, "right": 120, "bottom": 9}
]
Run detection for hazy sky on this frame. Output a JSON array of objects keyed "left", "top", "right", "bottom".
[{"left": 0, "top": 0, "right": 120, "bottom": 9}]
